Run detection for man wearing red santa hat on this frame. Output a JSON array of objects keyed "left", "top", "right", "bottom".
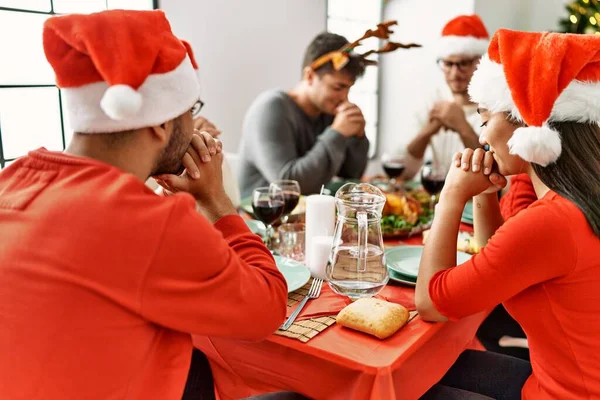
[
  {"left": 0, "top": 9, "right": 295, "bottom": 400},
  {"left": 395, "top": 14, "right": 489, "bottom": 179},
  {"left": 417, "top": 28, "right": 600, "bottom": 399}
]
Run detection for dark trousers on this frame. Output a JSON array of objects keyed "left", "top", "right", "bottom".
[
  {"left": 182, "top": 349, "right": 309, "bottom": 400},
  {"left": 477, "top": 305, "right": 530, "bottom": 361},
  {"left": 181, "top": 349, "right": 216, "bottom": 400},
  {"left": 421, "top": 350, "right": 532, "bottom": 400}
]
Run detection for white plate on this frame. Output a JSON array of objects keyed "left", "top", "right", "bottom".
[
  {"left": 385, "top": 245, "right": 472, "bottom": 279},
  {"left": 274, "top": 255, "right": 311, "bottom": 293}
]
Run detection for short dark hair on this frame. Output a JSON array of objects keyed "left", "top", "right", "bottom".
[
  {"left": 532, "top": 121, "right": 600, "bottom": 238},
  {"left": 302, "top": 32, "right": 366, "bottom": 79}
]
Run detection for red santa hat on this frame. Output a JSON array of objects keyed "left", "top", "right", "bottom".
[
  {"left": 437, "top": 14, "right": 489, "bottom": 59},
  {"left": 469, "top": 29, "right": 600, "bottom": 166},
  {"left": 43, "top": 9, "right": 200, "bottom": 133}
]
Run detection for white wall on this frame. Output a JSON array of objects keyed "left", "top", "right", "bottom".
[
  {"left": 160, "top": 0, "right": 327, "bottom": 153},
  {"left": 523, "top": 0, "right": 569, "bottom": 32},
  {"left": 474, "top": 0, "right": 527, "bottom": 34},
  {"left": 476, "top": 0, "right": 568, "bottom": 33}
]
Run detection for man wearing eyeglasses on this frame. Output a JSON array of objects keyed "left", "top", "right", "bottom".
[{"left": 396, "top": 14, "right": 490, "bottom": 179}]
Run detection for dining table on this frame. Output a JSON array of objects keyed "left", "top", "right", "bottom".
[{"left": 193, "top": 212, "right": 486, "bottom": 400}]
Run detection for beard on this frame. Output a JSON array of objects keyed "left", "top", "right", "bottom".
[{"left": 150, "top": 117, "right": 190, "bottom": 177}]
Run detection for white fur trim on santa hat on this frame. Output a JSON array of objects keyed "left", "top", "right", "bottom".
[
  {"left": 63, "top": 57, "right": 200, "bottom": 133},
  {"left": 100, "top": 85, "right": 143, "bottom": 120},
  {"left": 468, "top": 54, "right": 522, "bottom": 120},
  {"left": 469, "top": 54, "right": 600, "bottom": 123},
  {"left": 436, "top": 35, "right": 489, "bottom": 59},
  {"left": 508, "top": 125, "right": 562, "bottom": 166}
]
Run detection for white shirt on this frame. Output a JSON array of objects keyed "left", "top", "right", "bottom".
[{"left": 395, "top": 84, "right": 482, "bottom": 180}]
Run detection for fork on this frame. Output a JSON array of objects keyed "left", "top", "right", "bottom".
[{"left": 279, "top": 278, "right": 323, "bottom": 331}]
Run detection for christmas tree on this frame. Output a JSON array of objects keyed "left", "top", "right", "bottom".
[{"left": 559, "top": 0, "right": 600, "bottom": 34}]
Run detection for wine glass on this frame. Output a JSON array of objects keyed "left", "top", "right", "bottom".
[
  {"left": 421, "top": 161, "right": 447, "bottom": 212},
  {"left": 273, "top": 180, "right": 301, "bottom": 223},
  {"left": 252, "top": 185, "right": 285, "bottom": 251},
  {"left": 381, "top": 154, "right": 406, "bottom": 190}
]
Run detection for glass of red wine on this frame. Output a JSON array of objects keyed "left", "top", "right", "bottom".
[
  {"left": 274, "top": 180, "right": 301, "bottom": 223},
  {"left": 381, "top": 153, "right": 406, "bottom": 189},
  {"left": 421, "top": 161, "right": 447, "bottom": 212},
  {"left": 252, "top": 185, "right": 285, "bottom": 251}
]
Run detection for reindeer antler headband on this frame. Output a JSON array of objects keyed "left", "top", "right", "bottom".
[{"left": 310, "top": 20, "right": 421, "bottom": 71}]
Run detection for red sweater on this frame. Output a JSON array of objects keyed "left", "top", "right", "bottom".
[
  {"left": 499, "top": 173, "right": 537, "bottom": 219},
  {"left": 0, "top": 149, "right": 288, "bottom": 399},
  {"left": 430, "top": 192, "right": 600, "bottom": 399}
]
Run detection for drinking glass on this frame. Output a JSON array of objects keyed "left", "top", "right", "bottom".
[
  {"left": 381, "top": 153, "right": 406, "bottom": 189},
  {"left": 278, "top": 223, "right": 305, "bottom": 262},
  {"left": 273, "top": 180, "right": 301, "bottom": 223},
  {"left": 421, "top": 161, "right": 447, "bottom": 211},
  {"left": 252, "top": 185, "right": 285, "bottom": 250}
]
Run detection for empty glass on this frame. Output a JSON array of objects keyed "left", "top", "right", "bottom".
[{"left": 278, "top": 223, "right": 305, "bottom": 262}]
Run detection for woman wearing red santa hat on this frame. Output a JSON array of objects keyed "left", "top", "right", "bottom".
[{"left": 417, "top": 29, "right": 600, "bottom": 399}]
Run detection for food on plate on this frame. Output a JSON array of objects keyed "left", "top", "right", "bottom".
[
  {"left": 380, "top": 190, "right": 433, "bottom": 235},
  {"left": 422, "top": 230, "right": 480, "bottom": 254},
  {"left": 336, "top": 298, "right": 410, "bottom": 339}
]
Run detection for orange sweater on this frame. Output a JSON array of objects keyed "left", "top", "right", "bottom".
[
  {"left": 0, "top": 149, "right": 288, "bottom": 399},
  {"left": 430, "top": 192, "right": 600, "bottom": 399}
]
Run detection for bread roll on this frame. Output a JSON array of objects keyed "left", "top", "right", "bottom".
[{"left": 336, "top": 298, "right": 410, "bottom": 339}]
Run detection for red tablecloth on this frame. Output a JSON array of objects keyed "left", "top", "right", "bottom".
[
  {"left": 193, "top": 302, "right": 485, "bottom": 400},
  {"left": 193, "top": 227, "right": 485, "bottom": 400}
]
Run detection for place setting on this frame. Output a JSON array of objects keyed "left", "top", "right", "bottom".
[
  {"left": 385, "top": 245, "right": 473, "bottom": 287},
  {"left": 242, "top": 178, "right": 433, "bottom": 343},
  {"left": 241, "top": 162, "right": 480, "bottom": 345}
]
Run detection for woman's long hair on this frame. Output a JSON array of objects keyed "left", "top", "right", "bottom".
[{"left": 532, "top": 121, "right": 600, "bottom": 238}]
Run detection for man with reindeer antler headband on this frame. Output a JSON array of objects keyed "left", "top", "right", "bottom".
[
  {"left": 238, "top": 21, "right": 420, "bottom": 196},
  {"left": 394, "top": 14, "right": 490, "bottom": 181}
]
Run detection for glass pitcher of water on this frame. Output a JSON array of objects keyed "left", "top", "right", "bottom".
[{"left": 326, "top": 183, "right": 388, "bottom": 300}]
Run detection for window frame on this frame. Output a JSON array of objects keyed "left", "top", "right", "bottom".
[{"left": 0, "top": 0, "right": 159, "bottom": 169}]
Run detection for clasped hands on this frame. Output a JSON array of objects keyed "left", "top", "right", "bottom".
[
  {"left": 427, "top": 101, "right": 469, "bottom": 134},
  {"left": 154, "top": 129, "right": 225, "bottom": 203},
  {"left": 441, "top": 148, "right": 508, "bottom": 204}
]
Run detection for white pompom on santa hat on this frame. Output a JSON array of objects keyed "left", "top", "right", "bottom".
[
  {"left": 436, "top": 14, "right": 489, "bottom": 59},
  {"left": 43, "top": 9, "right": 200, "bottom": 133},
  {"left": 469, "top": 29, "right": 600, "bottom": 166}
]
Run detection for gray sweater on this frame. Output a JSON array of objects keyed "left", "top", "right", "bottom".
[{"left": 238, "top": 90, "right": 370, "bottom": 197}]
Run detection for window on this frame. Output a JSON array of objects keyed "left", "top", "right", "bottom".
[
  {"left": 327, "top": 0, "right": 383, "bottom": 158},
  {"left": 0, "top": 0, "right": 157, "bottom": 169}
]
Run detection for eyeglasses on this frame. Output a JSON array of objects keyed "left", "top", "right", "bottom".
[
  {"left": 437, "top": 58, "right": 479, "bottom": 72},
  {"left": 191, "top": 100, "right": 205, "bottom": 118}
]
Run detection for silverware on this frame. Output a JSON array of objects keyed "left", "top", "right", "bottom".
[{"left": 279, "top": 278, "right": 323, "bottom": 331}]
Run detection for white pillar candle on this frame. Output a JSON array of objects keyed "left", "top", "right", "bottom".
[
  {"left": 304, "top": 194, "right": 336, "bottom": 267},
  {"left": 308, "top": 235, "right": 335, "bottom": 280}
]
